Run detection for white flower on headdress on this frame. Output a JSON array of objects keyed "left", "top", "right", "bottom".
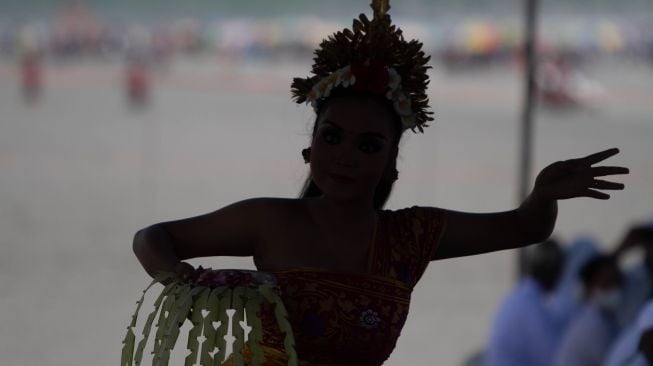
[
  {"left": 317, "top": 79, "right": 330, "bottom": 96},
  {"left": 324, "top": 84, "right": 333, "bottom": 98},
  {"left": 306, "top": 64, "right": 416, "bottom": 127},
  {"left": 401, "top": 115, "right": 416, "bottom": 130},
  {"left": 388, "top": 68, "right": 401, "bottom": 90},
  {"left": 387, "top": 85, "right": 404, "bottom": 102},
  {"left": 307, "top": 66, "right": 351, "bottom": 106},
  {"left": 326, "top": 71, "right": 341, "bottom": 88},
  {"left": 324, "top": 73, "right": 339, "bottom": 98},
  {"left": 306, "top": 88, "right": 318, "bottom": 104},
  {"left": 309, "top": 78, "right": 331, "bottom": 103},
  {"left": 393, "top": 92, "right": 412, "bottom": 116},
  {"left": 338, "top": 65, "right": 355, "bottom": 87}
]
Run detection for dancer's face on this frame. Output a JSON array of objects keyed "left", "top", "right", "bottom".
[{"left": 310, "top": 97, "right": 396, "bottom": 203}]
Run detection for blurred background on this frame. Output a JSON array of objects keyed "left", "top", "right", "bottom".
[{"left": 0, "top": 0, "right": 651, "bottom": 365}]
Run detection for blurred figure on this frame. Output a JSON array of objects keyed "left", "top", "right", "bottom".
[
  {"left": 605, "top": 300, "right": 653, "bottom": 366},
  {"left": 20, "top": 49, "right": 42, "bottom": 103},
  {"left": 537, "top": 50, "right": 605, "bottom": 109},
  {"left": 485, "top": 239, "right": 565, "bottom": 366},
  {"left": 125, "top": 56, "right": 149, "bottom": 108},
  {"left": 555, "top": 255, "right": 623, "bottom": 366},
  {"left": 124, "top": 26, "right": 152, "bottom": 108},
  {"left": 538, "top": 52, "right": 575, "bottom": 107},
  {"left": 17, "top": 27, "right": 43, "bottom": 103},
  {"left": 614, "top": 224, "right": 653, "bottom": 329},
  {"left": 642, "top": 328, "right": 653, "bottom": 366},
  {"left": 550, "top": 235, "right": 601, "bottom": 329}
]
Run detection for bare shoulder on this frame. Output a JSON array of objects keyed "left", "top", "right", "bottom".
[
  {"left": 231, "top": 197, "right": 308, "bottom": 238},
  {"left": 156, "top": 196, "right": 303, "bottom": 260},
  {"left": 240, "top": 197, "right": 304, "bottom": 217},
  {"left": 213, "top": 196, "right": 305, "bottom": 235},
  {"left": 231, "top": 196, "right": 292, "bottom": 211},
  {"left": 247, "top": 197, "right": 309, "bottom": 230},
  {"left": 250, "top": 198, "right": 316, "bottom": 270},
  {"left": 218, "top": 196, "right": 302, "bottom": 217}
]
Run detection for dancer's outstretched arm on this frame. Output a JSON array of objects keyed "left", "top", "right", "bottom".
[{"left": 433, "top": 148, "right": 628, "bottom": 260}]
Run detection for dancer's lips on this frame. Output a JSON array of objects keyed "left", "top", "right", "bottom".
[{"left": 328, "top": 173, "right": 355, "bottom": 184}]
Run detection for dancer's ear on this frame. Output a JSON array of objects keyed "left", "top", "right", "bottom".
[{"left": 302, "top": 147, "right": 311, "bottom": 164}]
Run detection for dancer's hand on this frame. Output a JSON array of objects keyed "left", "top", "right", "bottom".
[
  {"left": 174, "top": 261, "right": 195, "bottom": 281},
  {"left": 532, "top": 147, "right": 628, "bottom": 201},
  {"left": 155, "top": 262, "right": 195, "bottom": 285}
]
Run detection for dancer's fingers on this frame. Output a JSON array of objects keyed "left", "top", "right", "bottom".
[
  {"left": 591, "top": 179, "right": 625, "bottom": 190},
  {"left": 591, "top": 166, "right": 629, "bottom": 177},
  {"left": 581, "top": 189, "right": 610, "bottom": 200},
  {"left": 580, "top": 148, "right": 620, "bottom": 165}
]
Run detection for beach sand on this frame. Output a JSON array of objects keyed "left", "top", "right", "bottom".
[{"left": 0, "top": 57, "right": 651, "bottom": 365}]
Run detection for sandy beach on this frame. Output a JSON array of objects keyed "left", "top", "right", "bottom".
[{"left": 0, "top": 57, "right": 651, "bottom": 365}]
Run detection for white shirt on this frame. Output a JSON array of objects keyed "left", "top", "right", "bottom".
[
  {"left": 485, "top": 277, "right": 562, "bottom": 366},
  {"left": 550, "top": 237, "right": 600, "bottom": 330},
  {"left": 605, "top": 300, "right": 653, "bottom": 366},
  {"left": 619, "top": 264, "right": 653, "bottom": 329},
  {"left": 555, "top": 304, "right": 618, "bottom": 366}
]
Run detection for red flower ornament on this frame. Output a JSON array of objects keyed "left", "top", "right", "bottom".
[{"left": 351, "top": 59, "right": 389, "bottom": 95}]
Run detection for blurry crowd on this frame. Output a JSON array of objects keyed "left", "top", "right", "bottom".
[
  {"left": 4, "top": 2, "right": 653, "bottom": 111},
  {"left": 2, "top": 2, "right": 653, "bottom": 68},
  {"left": 484, "top": 222, "right": 653, "bottom": 366}
]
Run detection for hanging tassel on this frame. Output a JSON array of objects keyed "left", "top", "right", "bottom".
[{"left": 122, "top": 269, "right": 296, "bottom": 366}]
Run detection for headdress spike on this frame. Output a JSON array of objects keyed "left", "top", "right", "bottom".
[{"left": 371, "top": 0, "right": 391, "bottom": 19}]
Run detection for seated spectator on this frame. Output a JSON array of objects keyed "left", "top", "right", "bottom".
[
  {"left": 555, "top": 255, "right": 623, "bottom": 366},
  {"left": 550, "top": 235, "right": 601, "bottom": 330},
  {"left": 614, "top": 224, "right": 653, "bottom": 328},
  {"left": 484, "top": 239, "right": 565, "bottom": 366},
  {"left": 604, "top": 300, "right": 653, "bottom": 366}
]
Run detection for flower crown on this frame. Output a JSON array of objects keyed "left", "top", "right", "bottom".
[{"left": 291, "top": 0, "right": 433, "bottom": 133}]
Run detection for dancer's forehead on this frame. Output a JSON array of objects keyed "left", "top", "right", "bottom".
[
  {"left": 317, "top": 98, "right": 393, "bottom": 138},
  {"left": 319, "top": 120, "right": 389, "bottom": 141}
]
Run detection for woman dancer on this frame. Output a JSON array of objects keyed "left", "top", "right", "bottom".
[{"left": 132, "top": 1, "right": 628, "bottom": 364}]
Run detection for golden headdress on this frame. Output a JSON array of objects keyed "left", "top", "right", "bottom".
[{"left": 291, "top": 0, "right": 433, "bottom": 132}]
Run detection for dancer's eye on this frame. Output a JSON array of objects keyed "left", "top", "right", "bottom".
[
  {"left": 321, "top": 129, "right": 341, "bottom": 144},
  {"left": 360, "top": 139, "right": 383, "bottom": 154}
]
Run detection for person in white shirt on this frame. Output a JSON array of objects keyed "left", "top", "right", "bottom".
[
  {"left": 485, "top": 239, "right": 565, "bottom": 366},
  {"left": 615, "top": 224, "right": 653, "bottom": 329},
  {"left": 549, "top": 235, "right": 601, "bottom": 331},
  {"left": 555, "top": 254, "right": 623, "bottom": 366},
  {"left": 604, "top": 300, "right": 653, "bottom": 366}
]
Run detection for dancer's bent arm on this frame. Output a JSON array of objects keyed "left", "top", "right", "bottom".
[{"left": 133, "top": 197, "right": 274, "bottom": 279}]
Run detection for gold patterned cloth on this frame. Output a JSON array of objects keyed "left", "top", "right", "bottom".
[
  {"left": 123, "top": 207, "right": 445, "bottom": 366},
  {"left": 250, "top": 206, "right": 447, "bottom": 366}
]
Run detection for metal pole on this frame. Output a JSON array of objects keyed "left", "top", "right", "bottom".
[{"left": 518, "top": 0, "right": 538, "bottom": 277}]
